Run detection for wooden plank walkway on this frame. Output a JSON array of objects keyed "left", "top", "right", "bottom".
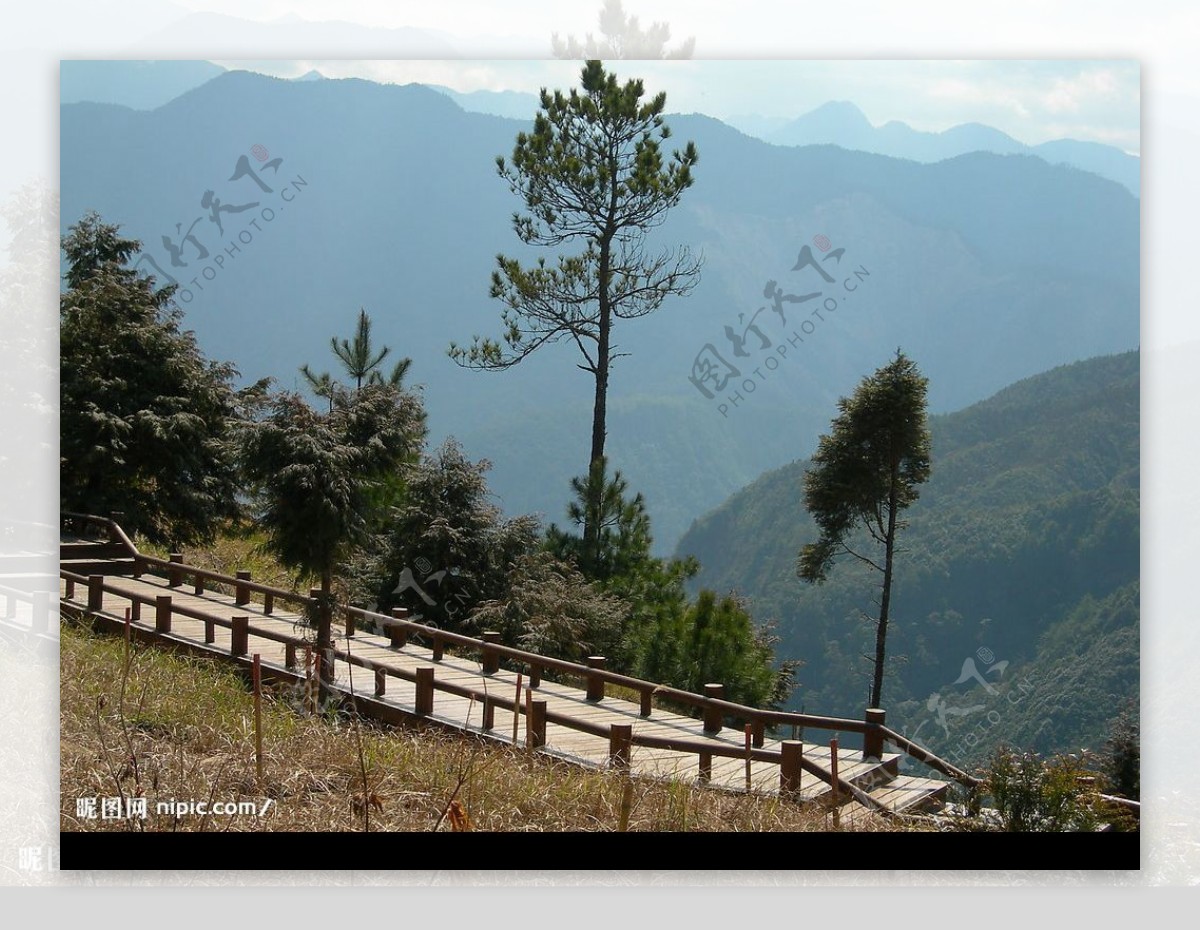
[{"left": 58, "top": 567, "right": 929, "bottom": 811}]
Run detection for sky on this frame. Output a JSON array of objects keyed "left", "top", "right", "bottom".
[{"left": 220, "top": 58, "right": 1141, "bottom": 154}]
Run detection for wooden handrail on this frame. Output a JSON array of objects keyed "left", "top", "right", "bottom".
[
  {"left": 61, "top": 515, "right": 979, "bottom": 794},
  {"left": 137, "top": 553, "right": 316, "bottom": 606},
  {"left": 343, "top": 604, "right": 871, "bottom": 734},
  {"left": 879, "top": 726, "right": 981, "bottom": 788},
  {"left": 75, "top": 573, "right": 299, "bottom": 648},
  {"left": 61, "top": 511, "right": 316, "bottom": 611}
]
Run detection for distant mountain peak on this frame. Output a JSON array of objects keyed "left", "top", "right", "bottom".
[
  {"left": 294, "top": 69, "right": 325, "bottom": 82},
  {"left": 796, "top": 100, "right": 873, "bottom": 129}
]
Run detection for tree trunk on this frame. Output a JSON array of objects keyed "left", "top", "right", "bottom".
[
  {"left": 583, "top": 234, "right": 613, "bottom": 567},
  {"left": 316, "top": 567, "right": 333, "bottom": 703},
  {"left": 872, "top": 461, "right": 901, "bottom": 709}
]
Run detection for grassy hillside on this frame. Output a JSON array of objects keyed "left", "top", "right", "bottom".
[
  {"left": 676, "top": 351, "right": 1138, "bottom": 762},
  {"left": 60, "top": 621, "right": 900, "bottom": 833}
]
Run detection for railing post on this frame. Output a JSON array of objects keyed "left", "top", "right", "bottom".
[
  {"left": 481, "top": 631, "right": 501, "bottom": 674},
  {"left": 863, "top": 708, "right": 886, "bottom": 761},
  {"left": 529, "top": 698, "right": 547, "bottom": 749},
  {"left": 263, "top": 592, "right": 274, "bottom": 615},
  {"left": 389, "top": 608, "right": 409, "bottom": 648},
  {"left": 235, "top": 570, "right": 251, "bottom": 606},
  {"left": 752, "top": 719, "right": 766, "bottom": 748},
  {"left": 286, "top": 643, "right": 297, "bottom": 669},
  {"left": 108, "top": 512, "right": 124, "bottom": 543},
  {"left": 830, "top": 737, "right": 841, "bottom": 807},
  {"left": 529, "top": 664, "right": 541, "bottom": 689},
  {"left": 609, "top": 723, "right": 632, "bottom": 769},
  {"left": 586, "top": 656, "right": 606, "bottom": 701},
  {"left": 415, "top": 666, "right": 435, "bottom": 715},
  {"left": 87, "top": 574, "right": 104, "bottom": 613},
  {"left": 482, "top": 694, "right": 496, "bottom": 731},
  {"left": 231, "top": 615, "right": 248, "bottom": 656},
  {"left": 431, "top": 633, "right": 444, "bottom": 662},
  {"left": 130, "top": 599, "right": 141, "bottom": 622},
  {"left": 703, "top": 683, "right": 724, "bottom": 734},
  {"left": 204, "top": 616, "right": 215, "bottom": 644},
  {"left": 65, "top": 577, "right": 75, "bottom": 600},
  {"left": 780, "top": 740, "right": 803, "bottom": 798},
  {"left": 168, "top": 554, "right": 183, "bottom": 588},
  {"left": 132, "top": 556, "right": 145, "bottom": 578},
  {"left": 155, "top": 595, "right": 172, "bottom": 634},
  {"left": 640, "top": 689, "right": 653, "bottom": 718},
  {"left": 374, "top": 667, "right": 386, "bottom": 698},
  {"left": 698, "top": 751, "right": 712, "bottom": 784},
  {"left": 344, "top": 611, "right": 356, "bottom": 638}
]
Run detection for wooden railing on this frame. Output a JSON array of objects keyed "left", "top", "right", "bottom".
[{"left": 61, "top": 512, "right": 982, "bottom": 803}]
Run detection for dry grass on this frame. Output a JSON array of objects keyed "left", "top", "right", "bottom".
[
  {"left": 59, "top": 620, "right": 918, "bottom": 833},
  {"left": 135, "top": 523, "right": 316, "bottom": 594}
]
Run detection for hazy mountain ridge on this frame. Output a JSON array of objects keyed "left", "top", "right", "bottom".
[
  {"left": 745, "top": 100, "right": 1139, "bottom": 195},
  {"left": 61, "top": 69, "right": 1137, "bottom": 551}
]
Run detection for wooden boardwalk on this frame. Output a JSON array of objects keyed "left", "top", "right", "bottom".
[{"left": 60, "top": 522, "right": 964, "bottom": 819}]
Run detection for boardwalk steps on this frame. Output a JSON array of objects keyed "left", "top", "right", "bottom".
[{"left": 59, "top": 514, "right": 970, "bottom": 820}]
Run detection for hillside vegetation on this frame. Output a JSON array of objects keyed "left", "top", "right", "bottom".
[{"left": 677, "top": 351, "right": 1138, "bottom": 764}]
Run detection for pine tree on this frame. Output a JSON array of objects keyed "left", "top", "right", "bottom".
[
  {"left": 301, "top": 307, "right": 412, "bottom": 403},
  {"left": 450, "top": 60, "right": 701, "bottom": 563}
]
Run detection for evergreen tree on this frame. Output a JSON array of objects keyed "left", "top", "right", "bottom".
[
  {"left": 60, "top": 212, "right": 263, "bottom": 545},
  {"left": 1103, "top": 703, "right": 1140, "bottom": 800},
  {"left": 798, "top": 350, "right": 931, "bottom": 709},
  {"left": 450, "top": 60, "right": 702, "bottom": 564},
  {"left": 469, "top": 550, "right": 626, "bottom": 663},
  {"left": 301, "top": 307, "right": 412, "bottom": 402},
  {"left": 367, "top": 439, "right": 541, "bottom": 632},
  {"left": 545, "top": 456, "right": 654, "bottom": 584},
  {"left": 549, "top": 458, "right": 796, "bottom": 708},
  {"left": 238, "top": 383, "right": 424, "bottom": 688}
]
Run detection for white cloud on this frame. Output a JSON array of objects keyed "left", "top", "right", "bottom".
[{"left": 1042, "top": 68, "right": 1122, "bottom": 114}]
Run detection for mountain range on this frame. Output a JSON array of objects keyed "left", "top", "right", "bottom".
[
  {"left": 60, "top": 67, "right": 1139, "bottom": 554},
  {"left": 730, "top": 100, "right": 1139, "bottom": 196}
]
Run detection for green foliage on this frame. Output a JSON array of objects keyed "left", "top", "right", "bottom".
[
  {"left": 549, "top": 458, "right": 796, "bottom": 709},
  {"left": 1103, "top": 703, "right": 1139, "bottom": 801},
  {"left": 301, "top": 307, "right": 412, "bottom": 398},
  {"left": 984, "top": 746, "right": 1101, "bottom": 832},
  {"left": 452, "top": 59, "right": 700, "bottom": 372},
  {"left": 469, "top": 550, "right": 626, "bottom": 662},
  {"left": 546, "top": 456, "right": 654, "bottom": 583},
  {"left": 59, "top": 212, "right": 262, "bottom": 546},
  {"left": 238, "top": 383, "right": 424, "bottom": 652},
  {"left": 675, "top": 590, "right": 798, "bottom": 709},
  {"left": 365, "top": 438, "right": 541, "bottom": 633},
  {"left": 799, "top": 350, "right": 931, "bottom": 584}
]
